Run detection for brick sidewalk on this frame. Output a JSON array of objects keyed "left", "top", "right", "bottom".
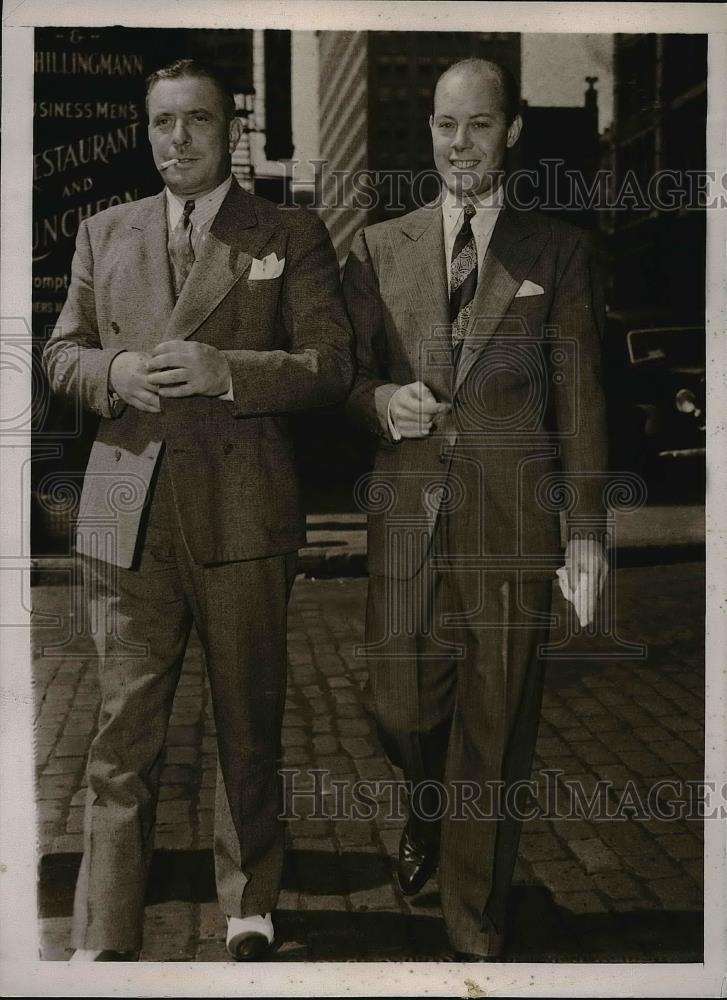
[{"left": 32, "top": 562, "right": 705, "bottom": 962}]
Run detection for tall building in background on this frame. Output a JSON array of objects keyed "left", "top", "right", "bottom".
[
  {"left": 317, "top": 31, "right": 521, "bottom": 262},
  {"left": 604, "top": 33, "right": 707, "bottom": 318},
  {"left": 519, "top": 79, "right": 601, "bottom": 231}
]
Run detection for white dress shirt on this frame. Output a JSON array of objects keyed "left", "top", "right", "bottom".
[
  {"left": 165, "top": 174, "right": 233, "bottom": 254},
  {"left": 441, "top": 181, "right": 504, "bottom": 292},
  {"left": 387, "top": 183, "right": 505, "bottom": 441}
]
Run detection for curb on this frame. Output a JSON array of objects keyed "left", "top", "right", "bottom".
[{"left": 30, "top": 541, "right": 704, "bottom": 587}]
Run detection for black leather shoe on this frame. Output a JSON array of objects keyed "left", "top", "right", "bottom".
[{"left": 397, "top": 826, "right": 438, "bottom": 896}]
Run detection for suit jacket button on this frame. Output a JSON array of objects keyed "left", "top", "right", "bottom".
[{"left": 114, "top": 449, "right": 122, "bottom": 462}]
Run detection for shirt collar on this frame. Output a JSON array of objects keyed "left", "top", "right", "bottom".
[
  {"left": 442, "top": 180, "right": 504, "bottom": 235},
  {"left": 166, "top": 174, "right": 233, "bottom": 230}
]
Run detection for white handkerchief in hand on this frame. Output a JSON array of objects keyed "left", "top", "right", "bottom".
[
  {"left": 556, "top": 567, "right": 596, "bottom": 627},
  {"left": 515, "top": 279, "right": 544, "bottom": 298},
  {"left": 249, "top": 252, "right": 285, "bottom": 280}
]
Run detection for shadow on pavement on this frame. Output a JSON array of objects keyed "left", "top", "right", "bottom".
[{"left": 38, "top": 850, "right": 702, "bottom": 962}]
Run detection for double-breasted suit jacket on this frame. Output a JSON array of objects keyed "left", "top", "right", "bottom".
[
  {"left": 45, "top": 178, "right": 353, "bottom": 568},
  {"left": 344, "top": 203, "right": 608, "bottom": 580},
  {"left": 43, "top": 178, "right": 353, "bottom": 952}
]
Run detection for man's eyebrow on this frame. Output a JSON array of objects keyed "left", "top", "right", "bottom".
[{"left": 152, "top": 106, "right": 213, "bottom": 117}]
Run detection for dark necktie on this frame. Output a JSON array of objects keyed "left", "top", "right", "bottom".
[
  {"left": 449, "top": 204, "right": 478, "bottom": 348},
  {"left": 168, "top": 198, "right": 195, "bottom": 297}
]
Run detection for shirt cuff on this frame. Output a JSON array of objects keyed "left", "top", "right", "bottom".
[
  {"left": 386, "top": 393, "right": 402, "bottom": 442},
  {"left": 219, "top": 381, "right": 235, "bottom": 401}
]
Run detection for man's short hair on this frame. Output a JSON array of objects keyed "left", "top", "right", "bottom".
[
  {"left": 145, "top": 58, "right": 237, "bottom": 121},
  {"left": 433, "top": 57, "right": 521, "bottom": 125}
]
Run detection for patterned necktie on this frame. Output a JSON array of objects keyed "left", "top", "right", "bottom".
[
  {"left": 168, "top": 198, "right": 195, "bottom": 297},
  {"left": 449, "top": 204, "right": 478, "bottom": 348}
]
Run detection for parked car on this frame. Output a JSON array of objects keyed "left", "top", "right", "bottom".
[{"left": 604, "top": 310, "right": 705, "bottom": 494}]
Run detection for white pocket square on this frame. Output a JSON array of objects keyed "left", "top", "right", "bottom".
[
  {"left": 249, "top": 252, "right": 285, "bottom": 280},
  {"left": 515, "top": 279, "right": 544, "bottom": 298}
]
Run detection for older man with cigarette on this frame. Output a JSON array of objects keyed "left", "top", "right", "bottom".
[{"left": 44, "top": 58, "right": 353, "bottom": 961}]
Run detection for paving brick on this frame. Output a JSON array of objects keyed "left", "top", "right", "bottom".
[
  {"left": 337, "top": 718, "right": 372, "bottom": 736},
  {"left": 154, "top": 826, "right": 194, "bottom": 850},
  {"left": 622, "top": 851, "right": 679, "bottom": 880},
  {"left": 680, "top": 729, "right": 705, "bottom": 751},
  {"left": 660, "top": 714, "right": 702, "bottom": 734},
  {"left": 592, "top": 687, "right": 629, "bottom": 707},
  {"left": 649, "top": 877, "right": 702, "bottom": 910},
  {"left": 164, "top": 745, "right": 197, "bottom": 765},
  {"left": 160, "top": 765, "right": 195, "bottom": 784},
  {"left": 530, "top": 860, "right": 593, "bottom": 893},
  {"left": 571, "top": 741, "right": 619, "bottom": 766},
  {"left": 156, "top": 800, "right": 191, "bottom": 824},
  {"left": 680, "top": 858, "right": 703, "bottom": 887},
  {"left": 339, "top": 737, "right": 375, "bottom": 759},
  {"left": 546, "top": 818, "right": 596, "bottom": 841},
  {"left": 591, "top": 871, "right": 645, "bottom": 900},
  {"left": 334, "top": 820, "right": 374, "bottom": 850},
  {"left": 566, "top": 696, "right": 605, "bottom": 717},
  {"left": 591, "top": 821, "right": 654, "bottom": 854},
  {"left": 583, "top": 715, "right": 624, "bottom": 734},
  {"left": 42, "top": 756, "right": 85, "bottom": 776},
  {"left": 519, "top": 831, "right": 568, "bottom": 863},
  {"left": 349, "top": 883, "right": 401, "bottom": 912},
  {"left": 557, "top": 726, "right": 593, "bottom": 743},
  {"left": 568, "top": 838, "right": 621, "bottom": 873},
  {"left": 53, "top": 736, "right": 91, "bottom": 757},
  {"left": 65, "top": 808, "right": 84, "bottom": 833},
  {"left": 654, "top": 833, "right": 703, "bottom": 860},
  {"left": 650, "top": 741, "right": 698, "bottom": 764},
  {"left": 282, "top": 727, "right": 308, "bottom": 747},
  {"left": 313, "top": 734, "right": 339, "bottom": 755},
  {"left": 552, "top": 890, "right": 609, "bottom": 914},
  {"left": 299, "top": 893, "right": 348, "bottom": 911},
  {"left": 591, "top": 763, "right": 636, "bottom": 791},
  {"left": 37, "top": 800, "right": 64, "bottom": 824},
  {"left": 37, "top": 774, "right": 77, "bottom": 799},
  {"left": 166, "top": 726, "right": 197, "bottom": 745}
]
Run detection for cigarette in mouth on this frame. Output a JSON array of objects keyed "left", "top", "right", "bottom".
[{"left": 159, "top": 158, "right": 180, "bottom": 170}]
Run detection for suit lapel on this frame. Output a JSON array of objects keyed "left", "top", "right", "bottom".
[
  {"left": 127, "top": 193, "right": 176, "bottom": 334},
  {"left": 391, "top": 205, "right": 452, "bottom": 395},
  {"left": 165, "top": 180, "right": 277, "bottom": 341},
  {"left": 396, "top": 205, "right": 449, "bottom": 329},
  {"left": 454, "top": 208, "right": 550, "bottom": 395}
]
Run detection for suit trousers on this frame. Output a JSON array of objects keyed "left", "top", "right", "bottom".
[
  {"left": 72, "top": 456, "right": 296, "bottom": 951},
  {"left": 363, "top": 506, "right": 552, "bottom": 956}
]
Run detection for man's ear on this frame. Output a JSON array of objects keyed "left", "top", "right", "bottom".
[
  {"left": 506, "top": 114, "right": 523, "bottom": 149},
  {"left": 229, "top": 116, "right": 243, "bottom": 153}
]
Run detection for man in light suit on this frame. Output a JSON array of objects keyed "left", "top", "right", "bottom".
[
  {"left": 343, "top": 58, "right": 608, "bottom": 959},
  {"left": 44, "top": 59, "right": 353, "bottom": 961}
]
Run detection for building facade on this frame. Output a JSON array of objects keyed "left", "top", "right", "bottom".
[{"left": 603, "top": 33, "right": 707, "bottom": 318}]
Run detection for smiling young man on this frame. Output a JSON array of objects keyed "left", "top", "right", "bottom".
[
  {"left": 343, "top": 58, "right": 608, "bottom": 959},
  {"left": 43, "top": 59, "right": 353, "bottom": 962}
]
